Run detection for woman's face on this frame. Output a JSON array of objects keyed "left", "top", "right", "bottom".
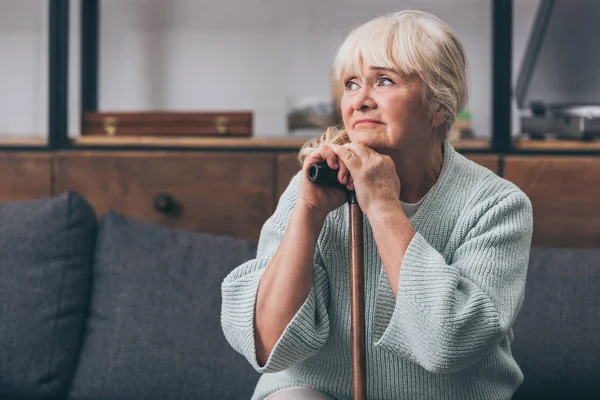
[{"left": 340, "top": 64, "right": 437, "bottom": 153}]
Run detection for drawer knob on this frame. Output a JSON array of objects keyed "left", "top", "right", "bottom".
[{"left": 154, "top": 193, "right": 176, "bottom": 213}]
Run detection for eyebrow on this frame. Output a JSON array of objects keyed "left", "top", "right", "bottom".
[
  {"left": 368, "top": 66, "right": 411, "bottom": 80},
  {"left": 369, "top": 66, "right": 394, "bottom": 72},
  {"left": 342, "top": 66, "right": 403, "bottom": 79},
  {"left": 368, "top": 66, "right": 403, "bottom": 76}
]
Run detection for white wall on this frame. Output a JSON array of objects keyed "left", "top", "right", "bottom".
[
  {"left": 0, "top": 0, "right": 48, "bottom": 136},
  {"left": 0, "top": 0, "right": 540, "bottom": 139}
]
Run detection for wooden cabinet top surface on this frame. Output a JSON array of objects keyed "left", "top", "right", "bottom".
[{"left": 71, "top": 136, "right": 491, "bottom": 151}]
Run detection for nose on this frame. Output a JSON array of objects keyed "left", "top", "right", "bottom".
[{"left": 352, "top": 86, "right": 376, "bottom": 111}]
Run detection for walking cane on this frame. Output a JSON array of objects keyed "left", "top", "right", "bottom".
[{"left": 308, "top": 162, "right": 367, "bottom": 400}]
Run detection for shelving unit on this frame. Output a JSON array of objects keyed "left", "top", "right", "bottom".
[
  {"left": 0, "top": 0, "right": 502, "bottom": 154},
  {"left": 3, "top": 0, "right": 599, "bottom": 156}
]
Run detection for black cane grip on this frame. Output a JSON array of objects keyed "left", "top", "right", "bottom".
[
  {"left": 308, "top": 162, "right": 340, "bottom": 186},
  {"left": 307, "top": 162, "right": 358, "bottom": 204}
]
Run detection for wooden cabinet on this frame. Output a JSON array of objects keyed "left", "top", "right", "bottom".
[
  {"left": 504, "top": 156, "right": 600, "bottom": 248},
  {"left": 0, "top": 146, "right": 598, "bottom": 247},
  {"left": 276, "top": 153, "right": 302, "bottom": 200},
  {"left": 53, "top": 151, "right": 275, "bottom": 241},
  {"left": 0, "top": 153, "right": 52, "bottom": 201}
]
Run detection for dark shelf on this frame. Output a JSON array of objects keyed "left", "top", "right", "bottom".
[{"left": 48, "top": 0, "right": 69, "bottom": 150}]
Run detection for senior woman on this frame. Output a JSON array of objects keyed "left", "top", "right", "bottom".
[{"left": 221, "top": 9, "right": 533, "bottom": 400}]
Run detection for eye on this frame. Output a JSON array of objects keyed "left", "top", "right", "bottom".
[
  {"left": 377, "top": 77, "right": 395, "bottom": 86},
  {"left": 345, "top": 80, "right": 359, "bottom": 91}
]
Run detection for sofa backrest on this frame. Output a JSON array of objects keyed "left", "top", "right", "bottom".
[
  {"left": 0, "top": 192, "right": 97, "bottom": 400},
  {"left": 67, "top": 211, "right": 260, "bottom": 400},
  {"left": 512, "top": 246, "right": 600, "bottom": 399}
]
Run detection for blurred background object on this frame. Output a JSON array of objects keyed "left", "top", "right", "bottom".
[
  {"left": 286, "top": 96, "right": 336, "bottom": 137},
  {"left": 515, "top": 0, "right": 600, "bottom": 141}
]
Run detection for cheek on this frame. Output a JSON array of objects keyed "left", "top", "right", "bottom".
[
  {"left": 384, "top": 105, "right": 409, "bottom": 129},
  {"left": 384, "top": 98, "right": 424, "bottom": 128},
  {"left": 340, "top": 98, "right": 353, "bottom": 127}
]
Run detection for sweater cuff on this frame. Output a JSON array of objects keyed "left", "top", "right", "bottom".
[
  {"left": 256, "top": 278, "right": 328, "bottom": 373},
  {"left": 220, "top": 258, "right": 268, "bottom": 367},
  {"left": 221, "top": 260, "right": 330, "bottom": 373},
  {"left": 372, "top": 233, "right": 459, "bottom": 365}
]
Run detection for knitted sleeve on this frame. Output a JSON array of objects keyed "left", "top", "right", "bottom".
[
  {"left": 220, "top": 172, "right": 331, "bottom": 373},
  {"left": 372, "top": 190, "right": 533, "bottom": 373}
]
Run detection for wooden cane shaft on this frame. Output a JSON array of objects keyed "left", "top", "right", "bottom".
[{"left": 349, "top": 203, "right": 367, "bottom": 400}]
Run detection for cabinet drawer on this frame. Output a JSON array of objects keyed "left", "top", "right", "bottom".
[
  {"left": 0, "top": 153, "right": 52, "bottom": 201},
  {"left": 504, "top": 156, "right": 600, "bottom": 248},
  {"left": 54, "top": 152, "right": 275, "bottom": 241}
]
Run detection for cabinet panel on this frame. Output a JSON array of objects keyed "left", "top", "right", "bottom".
[
  {"left": 0, "top": 153, "right": 52, "bottom": 201},
  {"left": 504, "top": 156, "right": 600, "bottom": 248},
  {"left": 54, "top": 151, "right": 275, "bottom": 241},
  {"left": 276, "top": 153, "right": 301, "bottom": 201}
]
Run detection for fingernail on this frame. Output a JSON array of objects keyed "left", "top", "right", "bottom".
[{"left": 330, "top": 143, "right": 340, "bottom": 149}]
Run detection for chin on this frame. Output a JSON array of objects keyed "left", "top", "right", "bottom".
[{"left": 349, "top": 130, "right": 390, "bottom": 151}]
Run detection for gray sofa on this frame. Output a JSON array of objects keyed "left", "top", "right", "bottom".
[{"left": 0, "top": 192, "right": 597, "bottom": 399}]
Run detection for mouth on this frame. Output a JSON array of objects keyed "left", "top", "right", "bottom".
[{"left": 353, "top": 119, "right": 383, "bottom": 128}]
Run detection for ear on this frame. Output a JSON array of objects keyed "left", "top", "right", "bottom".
[{"left": 432, "top": 110, "right": 446, "bottom": 128}]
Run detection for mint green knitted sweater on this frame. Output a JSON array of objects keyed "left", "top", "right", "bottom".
[{"left": 221, "top": 141, "right": 533, "bottom": 400}]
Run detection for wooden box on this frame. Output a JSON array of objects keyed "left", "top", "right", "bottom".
[{"left": 82, "top": 111, "right": 253, "bottom": 137}]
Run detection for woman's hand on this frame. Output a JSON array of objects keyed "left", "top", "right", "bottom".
[
  {"left": 330, "top": 142, "right": 401, "bottom": 217},
  {"left": 297, "top": 144, "right": 350, "bottom": 221}
]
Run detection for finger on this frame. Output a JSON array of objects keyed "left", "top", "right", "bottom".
[
  {"left": 337, "top": 161, "right": 349, "bottom": 184},
  {"left": 343, "top": 142, "right": 372, "bottom": 159},
  {"left": 343, "top": 174, "right": 354, "bottom": 191},
  {"left": 303, "top": 146, "right": 325, "bottom": 170},
  {"left": 320, "top": 145, "right": 339, "bottom": 170},
  {"left": 303, "top": 144, "right": 332, "bottom": 169},
  {"left": 330, "top": 143, "right": 361, "bottom": 172}
]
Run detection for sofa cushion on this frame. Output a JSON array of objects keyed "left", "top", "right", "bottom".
[
  {"left": 68, "top": 211, "right": 260, "bottom": 400},
  {"left": 0, "top": 192, "right": 97, "bottom": 400},
  {"left": 512, "top": 246, "right": 600, "bottom": 399}
]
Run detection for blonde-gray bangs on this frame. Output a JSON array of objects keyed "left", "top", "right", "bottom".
[{"left": 333, "top": 15, "right": 425, "bottom": 81}]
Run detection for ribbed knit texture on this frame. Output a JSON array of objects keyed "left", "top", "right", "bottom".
[{"left": 221, "top": 141, "right": 533, "bottom": 400}]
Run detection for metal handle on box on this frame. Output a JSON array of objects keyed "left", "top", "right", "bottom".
[
  {"left": 103, "top": 117, "right": 118, "bottom": 136},
  {"left": 216, "top": 116, "right": 228, "bottom": 135}
]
